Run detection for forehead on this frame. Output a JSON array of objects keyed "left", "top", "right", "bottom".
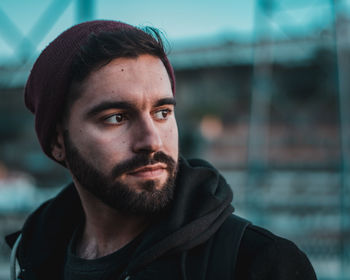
[{"left": 73, "top": 54, "right": 173, "bottom": 110}]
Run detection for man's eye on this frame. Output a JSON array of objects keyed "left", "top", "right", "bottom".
[
  {"left": 104, "top": 113, "right": 126, "bottom": 124},
  {"left": 154, "top": 109, "right": 171, "bottom": 120}
]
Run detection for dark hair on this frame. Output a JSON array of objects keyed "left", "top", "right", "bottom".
[{"left": 64, "top": 26, "right": 172, "bottom": 118}]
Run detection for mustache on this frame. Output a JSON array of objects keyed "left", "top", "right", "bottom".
[{"left": 111, "top": 151, "right": 176, "bottom": 178}]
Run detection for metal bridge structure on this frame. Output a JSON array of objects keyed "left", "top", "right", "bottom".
[
  {"left": 247, "top": 1, "right": 350, "bottom": 279},
  {"left": 0, "top": 0, "right": 94, "bottom": 87}
]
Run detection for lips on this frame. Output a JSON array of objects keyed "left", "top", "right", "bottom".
[{"left": 127, "top": 164, "right": 167, "bottom": 178}]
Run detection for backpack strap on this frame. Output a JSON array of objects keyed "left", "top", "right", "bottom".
[
  {"left": 206, "top": 214, "right": 251, "bottom": 279},
  {"left": 10, "top": 233, "right": 22, "bottom": 280}
]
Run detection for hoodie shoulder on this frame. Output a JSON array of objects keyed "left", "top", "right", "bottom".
[
  {"left": 235, "top": 224, "right": 317, "bottom": 280},
  {"left": 186, "top": 158, "right": 215, "bottom": 169}
]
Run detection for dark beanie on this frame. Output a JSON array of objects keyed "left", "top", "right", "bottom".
[{"left": 24, "top": 20, "right": 176, "bottom": 162}]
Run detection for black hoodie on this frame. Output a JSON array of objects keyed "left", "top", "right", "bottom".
[{"left": 6, "top": 157, "right": 317, "bottom": 280}]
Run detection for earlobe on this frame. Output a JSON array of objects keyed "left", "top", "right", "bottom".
[{"left": 51, "top": 124, "right": 66, "bottom": 162}]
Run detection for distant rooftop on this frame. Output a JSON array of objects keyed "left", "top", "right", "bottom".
[{"left": 0, "top": 32, "right": 337, "bottom": 89}]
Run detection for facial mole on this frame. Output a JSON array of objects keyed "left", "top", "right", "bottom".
[{"left": 121, "top": 68, "right": 124, "bottom": 72}]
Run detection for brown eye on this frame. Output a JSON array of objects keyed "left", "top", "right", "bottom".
[
  {"left": 104, "top": 113, "right": 125, "bottom": 124},
  {"left": 154, "top": 109, "right": 171, "bottom": 120}
]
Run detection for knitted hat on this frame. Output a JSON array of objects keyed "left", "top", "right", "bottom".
[{"left": 25, "top": 20, "right": 176, "bottom": 162}]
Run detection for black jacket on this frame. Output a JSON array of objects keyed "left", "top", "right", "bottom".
[{"left": 6, "top": 157, "right": 317, "bottom": 279}]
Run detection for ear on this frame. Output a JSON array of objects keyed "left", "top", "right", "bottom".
[{"left": 51, "top": 124, "right": 66, "bottom": 163}]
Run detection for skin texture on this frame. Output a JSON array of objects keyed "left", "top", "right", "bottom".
[{"left": 51, "top": 54, "right": 179, "bottom": 259}]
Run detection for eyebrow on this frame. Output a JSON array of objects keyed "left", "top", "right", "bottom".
[
  {"left": 85, "top": 101, "right": 135, "bottom": 118},
  {"left": 154, "top": 97, "right": 176, "bottom": 107},
  {"left": 85, "top": 97, "right": 176, "bottom": 118}
]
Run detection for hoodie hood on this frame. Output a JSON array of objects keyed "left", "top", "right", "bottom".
[
  {"left": 7, "top": 156, "right": 234, "bottom": 278},
  {"left": 126, "top": 157, "right": 234, "bottom": 275}
]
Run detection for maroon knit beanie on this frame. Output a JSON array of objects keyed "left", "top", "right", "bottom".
[{"left": 25, "top": 20, "right": 176, "bottom": 162}]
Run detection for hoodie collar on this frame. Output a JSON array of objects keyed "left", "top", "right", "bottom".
[{"left": 10, "top": 156, "right": 234, "bottom": 276}]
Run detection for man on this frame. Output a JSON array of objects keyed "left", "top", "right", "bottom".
[{"left": 6, "top": 20, "right": 317, "bottom": 280}]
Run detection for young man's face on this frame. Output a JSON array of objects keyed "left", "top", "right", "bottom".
[{"left": 61, "top": 54, "right": 179, "bottom": 215}]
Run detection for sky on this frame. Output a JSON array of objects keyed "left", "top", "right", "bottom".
[
  {"left": 0, "top": 0, "right": 347, "bottom": 63},
  {"left": 0, "top": 0, "right": 254, "bottom": 61}
]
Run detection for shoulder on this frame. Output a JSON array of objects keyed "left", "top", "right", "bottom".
[{"left": 235, "top": 224, "right": 317, "bottom": 280}]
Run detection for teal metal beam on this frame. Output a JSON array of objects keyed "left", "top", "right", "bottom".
[
  {"left": 331, "top": 0, "right": 350, "bottom": 278},
  {"left": 16, "top": 0, "right": 72, "bottom": 60},
  {"left": 0, "top": 7, "right": 33, "bottom": 53},
  {"left": 246, "top": 0, "right": 275, "bottom": 226},
  {"left": 76, "top": 0, "right": 94, "bottom": 23}
]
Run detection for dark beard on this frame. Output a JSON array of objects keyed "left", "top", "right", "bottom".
[{"left": 63, "top": 131, "right": 178, "bottom": 215}]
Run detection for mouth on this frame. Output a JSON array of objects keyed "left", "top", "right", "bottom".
[{"left": 127, "top": 164, "right": 167, "bottom": 179}]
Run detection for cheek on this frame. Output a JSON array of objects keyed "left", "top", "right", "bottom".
[
  {"left": 163, "top": 121, "right": 179, "bottom": 156},
  {"left": 72, "top": 127, "right": 131, "bottom": 169}
]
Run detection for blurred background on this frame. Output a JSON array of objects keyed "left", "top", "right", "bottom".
[{"left": 0, "top": 0, "right": 350, "bottom": 279}]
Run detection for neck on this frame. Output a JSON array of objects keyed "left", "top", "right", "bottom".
[{"left": 74, "top": 184, "right": 149, "bottom": 259}]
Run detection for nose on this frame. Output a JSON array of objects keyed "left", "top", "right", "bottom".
[{"left": 132, "top": 116, "right": 163, "bottom": 154}]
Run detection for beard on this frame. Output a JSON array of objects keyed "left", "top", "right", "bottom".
[{"left": 63, "top": 131, "right": 178, "bottom": 216}]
